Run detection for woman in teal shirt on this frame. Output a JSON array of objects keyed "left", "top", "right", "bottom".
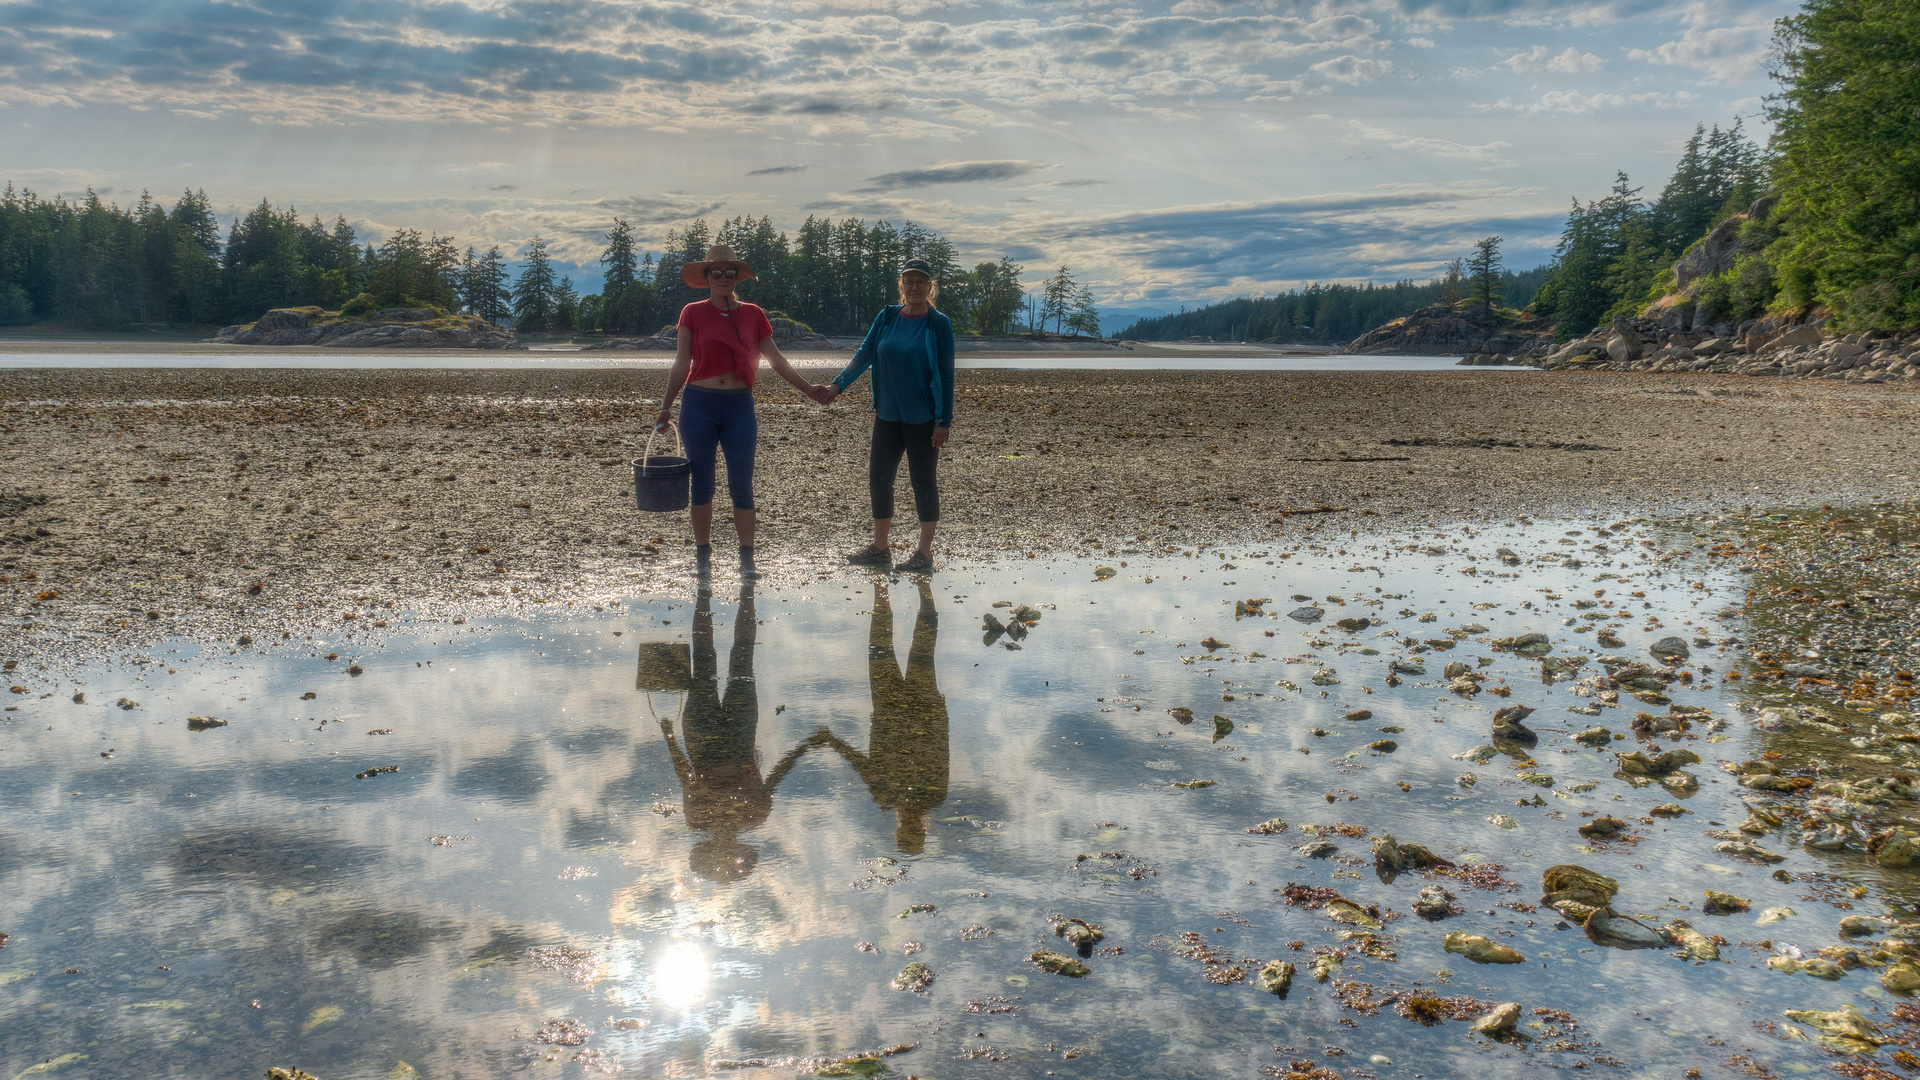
[{"left": 827, "top": 258, "right": 956, "bottom": 574}]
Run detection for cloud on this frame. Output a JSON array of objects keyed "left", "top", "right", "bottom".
[
  {"left": 1478, "top": 89, "right": 1694, "bottom": 112},
  {"left": 1503, "top": 45, "right": 1604, "bottom": 72},
  {"left": 1353, "top": 123, "right": 1512, "bottom": 164},
  {"left": 747, "top": 164, "right": 809, "bottom": 176},
  {"left": 1628, "top": 21, "right": 1774, "bottom": 82},
  {"left": 1310, "top": 55, "right": 1394, "bottom": 83},
  {"left": 860, "top": 160, "right": 1052, "bottom": 190},
  {"left": 1009, "top": 183, "right": 1567, "bottom": 294}
]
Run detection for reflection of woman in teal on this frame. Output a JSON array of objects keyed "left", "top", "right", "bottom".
[
  {"left": 657, "top": 581, "right": 823, "bottom": 881},
  {"left": 820, "top": 578, "right": 950, "bottom": 854}
]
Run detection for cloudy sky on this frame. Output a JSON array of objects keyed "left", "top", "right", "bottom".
[{"left": 0, "top": 0, "right": 1789, "bottom": 307}]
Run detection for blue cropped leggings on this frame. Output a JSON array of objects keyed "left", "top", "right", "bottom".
[{"left": 679, "top": 385, "right": 757, "bottom": 510}]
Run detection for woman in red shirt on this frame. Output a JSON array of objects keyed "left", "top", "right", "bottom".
[{"left": 655, "top": 244, "right": 832, "bottom": 571}]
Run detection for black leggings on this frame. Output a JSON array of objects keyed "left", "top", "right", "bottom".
[{"left": 870, "top": 418, "right": 940, "bottom": 523}]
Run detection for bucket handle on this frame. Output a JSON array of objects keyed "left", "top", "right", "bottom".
[{"left": 642, "top": 420, "right": 683, "bottom": 466}]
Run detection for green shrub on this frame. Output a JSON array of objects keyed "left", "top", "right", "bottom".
[{"left": 339, "top": 292, "right": 379, "bottom": 317}]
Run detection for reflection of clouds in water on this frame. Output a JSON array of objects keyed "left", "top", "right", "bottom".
[{"left": 0, "top": 539, "right": 1836, "bottom": 1078}]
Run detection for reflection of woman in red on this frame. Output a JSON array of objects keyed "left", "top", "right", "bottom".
[
  {"left": 819, "top": 577, "right": 949, "bottom": 853},
  {"left": 656, "top": 580, "right": 825, "bottom": 880}
]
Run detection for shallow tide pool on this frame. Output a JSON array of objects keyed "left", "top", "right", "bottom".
[{"left": 2, "top": 521, "right": 1913, "bottom": 1079}]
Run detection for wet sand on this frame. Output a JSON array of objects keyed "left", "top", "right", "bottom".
[{"left": 1, "top": 365, "right": 1915, "bottom": 654}]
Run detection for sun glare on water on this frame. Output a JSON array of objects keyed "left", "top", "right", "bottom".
[{"left": 653, "top": 942, "right": 710, "bottom": 1011}]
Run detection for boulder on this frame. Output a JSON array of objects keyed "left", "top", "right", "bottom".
[
  {"left": 1444, "top": 932, "right": 1524, "bottom": 964},
  {"left": 1471, "top": 1002, "right": 1522, "bottom": 1036},
  {"left": 1256, "top": 960, "right": 1295, "bottom": 996}
]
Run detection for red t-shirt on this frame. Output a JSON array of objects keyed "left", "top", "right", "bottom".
[{"left": 678, "top": 300, "right": 773, "bottom": 385}]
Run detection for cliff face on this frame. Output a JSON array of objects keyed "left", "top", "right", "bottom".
[
  {"left": 211, "top": 306, "right": 522, "bottom": 349},
  {"left": 1344, "top": 304, "right": 1554, "bottom": 357}
]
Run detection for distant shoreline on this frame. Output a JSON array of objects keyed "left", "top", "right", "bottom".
[{"left": 0, "top": 335, "right": 1343, "bottom": 360}]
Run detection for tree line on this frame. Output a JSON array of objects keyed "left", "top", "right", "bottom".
[
  {"left": 1118, "top": 267, "right": 1548, "bottom": 344},
  {"left": 0, "top": 188, "right": 1097, "bottom": 338}
]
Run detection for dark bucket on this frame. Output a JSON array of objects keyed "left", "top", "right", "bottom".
[
  {"left": 636, "top": 642, "right": 693, "bottom": 691},
  {"left": 633, "top": 424, "right": 691, "bottom": 513}
]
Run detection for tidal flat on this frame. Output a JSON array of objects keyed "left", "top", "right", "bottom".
[
  {"left": 2, "top": 368, "right": 1920, "bottom": 1080},
  {"left": 2, "top": 505, "right": 1920, "bottom": 1079}
]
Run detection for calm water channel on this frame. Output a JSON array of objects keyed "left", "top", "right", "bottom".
[{"left": 0, "top": 521, "right": 1906, "bottom": 1079}]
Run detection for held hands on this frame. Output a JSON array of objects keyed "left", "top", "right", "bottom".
[{"left": 805, "top": 383, "right": 839, "bottom": 406}]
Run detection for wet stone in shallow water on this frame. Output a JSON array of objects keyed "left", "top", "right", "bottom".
[
  {"left": 891, "top": 961, "right": 935, "bottom": 992},
  {"left": 1443, "top": 932, "right": 1524, "bottom": 964},
  {"left": 1028, "top": 951, "right": 1088, "bottom": 978}
]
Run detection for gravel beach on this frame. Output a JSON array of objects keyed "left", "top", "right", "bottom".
[{"left": 1, "top": 364, "right": 1916, "bottom": 654}]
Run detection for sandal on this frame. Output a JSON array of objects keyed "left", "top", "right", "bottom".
[
  {"left": 846, "top": 544, "right": 891, "bottom": 566},
  {"left": 893, "top": 550, "right": 934, "bottom": 574}
]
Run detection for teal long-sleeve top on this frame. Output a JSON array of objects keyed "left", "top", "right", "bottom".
[{"left": 831, "top": 305, "right": 955, "bottom": 427}]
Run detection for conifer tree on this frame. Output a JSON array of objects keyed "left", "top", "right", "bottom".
[{"left": 511, "top": 236, "right": 557, "bottom": 331}]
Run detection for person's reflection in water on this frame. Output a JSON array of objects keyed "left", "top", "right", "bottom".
[
  {"left": 820, "top": 578, "right": 950, "bottom": 854},
  {"left": 657, "top": 581, "right": 824, "bottom": 881}
]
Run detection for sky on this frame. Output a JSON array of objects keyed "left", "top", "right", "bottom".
[{"left": 0, "top": 0, "right": 1792, "bottom": 308}]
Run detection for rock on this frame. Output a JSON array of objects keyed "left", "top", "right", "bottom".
[
  {"left": 1487, "top": 813, "right": 1518, "bottom": 829},
  {"left": 1783, "top": 1005, "right": 1886, "bottom": 1054},
  {"left": 1054, "top": 918, "right": 1104, "bottom": 955},
  {"left": 1413, "top": 885, "right": 1457, "bottom": 919},
  {"left": 1027, "top": 950, "right": 1088, "bottom": 977},
  {"left": 1367, "top": 739, "right": 1398, "bottom": 753},
  {"left": 1296, "top": 840, "right": 1338, "bottom": 858},
  {"left": 186, "top": 716, "right": 227, "bottom": 731},
  {"left": 1444, "top": 932, "right": 1524, "bottom": 964},
  {"left": 1256, "top": 960, "right": 1295, "bottom": 996},
  {"left": 1471, "top": 1001, "right": 1522, "bottom": 1037},
  {"left": 1448, "top": 675, "right": 1482, "bottom": 696},
  {"left": 1247, "top": 818, "right": 1289, "bottom": 835},
  {"left": 1342, "top": 303, "right": 1554, "bottom": 357},
  {"left": 1390, "top": 658, "right": 1426, "bottom": 676},
  {"left": 1838, "top": 915, "right": 1889, "bottom": 938},
  {"left": 1167, "top": 706, "right": 1195, "bottom": 725},
  {"left": 1884, "top": 963, "right": 1920, "bottom": 994},
  {"left": 1716, "top": 840, "right": 1784, "bottom": 863},
  {"left": 1584, "top": 908, "right": 1666, "bottom": 948},
  {"left": 1094, "top": 565, "right": 1116, "bottom": 579},
  {"left": 1541, "top": 865, "right": 1619, "bottom": 910},
  {"left": 891, "top": 961, "right": 934, "bottom": 992},
  {"left": 1443, "top": 660, "right": 1471, "bottom": 680},
  {"left": 1870, "top": 827, "right": 1919, "bottom": 867},
  {"left": 1649, "top": 636, "right": 1691, "bottom": 662},
  {"left": 1372, "top": 834, "right": 1453, "bottom": 872},
  {"left": 1213, "top": 714, "right": 1234, "bottom": 743},
  {"left": 1289, "top": 606, "right": 1324, "bottom": 622},
  {"left": 266, "top": 1071, "right": 322, "bottom": 1080},
  {"left": 1770, "top": 954, "right": 1847, "bottom": 980},
  {"left": 1702, "top": 891, "right": 1749, "bottom": 915},
  {"left": 1577, "top": 816, "right": 1628, "bottom": 839},
  {"left": 1335, "top": 617, "right": 1371, "bottom": 632},
  {"left": 1757, "top": 907, "right": 1796, "bottom": 925},
  {"left": 1491, "top": 704, "right": 1537, "bottom": 743},
  {"left": 1663, "top": 921, "right": 1719, "bottom": 961},
  {"left": 1311, "top": 953, "right": 1341, "bottom": 981},
  {"left": 1763, "top": 325, "right": 1825, "bottom": 352},
  {"left": 1495, "top": 632, "right": 1552, "bottom": 656},
  {"left": 1323, "top": 898, "right": 1383, "bottom": 932},
  {"left": 1650, "top": 803, "right": 1687, "bottom": 817},
  {"left": 1606, "top": 334, "right": 1635, "bottom": 364},
  {"left": 1310, "top": 668, "right": 1340, "bottom": 686}
]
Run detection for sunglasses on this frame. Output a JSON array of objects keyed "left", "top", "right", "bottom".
[{"left": 706, "top": 268, "right": 740, "bottom": 280}]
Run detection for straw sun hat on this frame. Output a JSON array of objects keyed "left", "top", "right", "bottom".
[{"left": 682, "top": 244, "right": 757, "bottom": 288}]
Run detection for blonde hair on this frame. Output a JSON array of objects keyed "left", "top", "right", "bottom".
[{"left": 897, "top": 273, "right": 938, "bottom": 307}]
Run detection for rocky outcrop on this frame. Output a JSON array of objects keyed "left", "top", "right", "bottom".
[
  {"left": 583, "top": 329, "right": 678, "bottom": 351},
  {"left": 212, "top": 306, "right": 521, "bottom": 349},
  {"left": 1521, "top": 310, "right": 1920, "bottom": 382},
  {"left": 1344, "top": 304, "right": 1554, "bottom": 357},
  {"left": 1673, "top": 194, "right": 1778, "bottom": 291}
]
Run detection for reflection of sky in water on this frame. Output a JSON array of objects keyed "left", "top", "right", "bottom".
[{"left": 0, "top": 522, "right": 1901, "bottom": 1078}]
